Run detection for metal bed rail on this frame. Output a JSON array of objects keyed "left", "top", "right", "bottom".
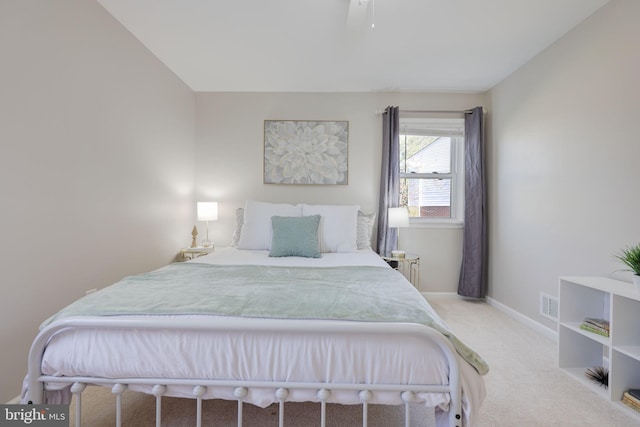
[{"left": 27, "top": 317, "right": 462, "bottom": 427}]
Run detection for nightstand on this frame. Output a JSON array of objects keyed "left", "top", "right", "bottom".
[
  {"left": 381, "top": 252, "right": 420, "bottom": 287},
  {"left": 179, "top": 246, "right": 214, "bottom": 261}
]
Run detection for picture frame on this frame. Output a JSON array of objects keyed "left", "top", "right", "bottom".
[{"left": 264, "top": 120, "right": 349, "bottom": 185}]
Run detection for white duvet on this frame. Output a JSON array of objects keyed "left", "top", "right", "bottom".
[
  {"left": 26, "top": 248, "right": 485, "bottom": 426},
  {"left": 189, "top": 246, "right": 393, "bottom": 268}
]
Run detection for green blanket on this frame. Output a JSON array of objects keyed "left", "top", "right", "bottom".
[{"left": 43, "top": 263, "right": 489, "bottom": 375}]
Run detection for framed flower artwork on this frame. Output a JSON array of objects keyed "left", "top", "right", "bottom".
[{"left": 264, "top": 120, "right": 349, "bottom": 185}]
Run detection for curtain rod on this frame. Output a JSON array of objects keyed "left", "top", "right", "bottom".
[
  {"left": 399, "top": 109, "right": 473, "bottom": 114},
  {"left": 376, "top": 107, "right": 485, "bottom": 115}
]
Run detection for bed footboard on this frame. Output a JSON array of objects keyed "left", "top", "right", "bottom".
[{"left": 27, "top": 318, "right": 462, "bottom": 427}]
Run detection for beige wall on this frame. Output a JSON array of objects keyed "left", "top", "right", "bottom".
[
  {"left": 0, "top": 1, "right": 195, "bottom": 401},
  {"left": 487, "top": 0, "right": 640, "bottom": 330},
  {"left": 6, "top": 0, "right": 628, "bottom": 404},
  {"left": 194, "top": 91, "right": 487, "bottom": 293}
]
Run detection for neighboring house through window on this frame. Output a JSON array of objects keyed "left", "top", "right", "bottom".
[{"left": 399, "top": 117, "right": 464, "bottom": 225}]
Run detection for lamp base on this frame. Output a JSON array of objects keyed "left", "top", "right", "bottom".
[
  {"left": 190, "top": 225, "right": 198, "bottom": 248},
  {"left": 391, "top": 250, "right": 405, "bottom": 259},
  {"left": 201, "top": 240, "right": 213, "bottom": 248}
]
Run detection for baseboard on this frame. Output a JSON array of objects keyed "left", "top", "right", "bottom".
[
  {"left": 6, "top": 395, "right": 21, "bottom": 404},
  {"left": 486, "top": 297, "right": 558, "bottom": 341},
  {"left": 421, "top": 291, "right": 458, "bottom": 298}
]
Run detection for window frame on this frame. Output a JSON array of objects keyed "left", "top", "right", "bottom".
[{"left": 398, "top": 117, "right": 465, "bottom": 228}]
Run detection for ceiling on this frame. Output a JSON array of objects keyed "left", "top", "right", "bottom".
[{"left": 96, "top": 0, "right": 609, "bottom": 93}]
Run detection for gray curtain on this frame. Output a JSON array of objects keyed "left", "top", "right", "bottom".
[
  {"left": 458, "top": 106, "right": 487, "bottom": 298},
  {"left": 376, "top": 106, "right": 400, "bottom": 255}
]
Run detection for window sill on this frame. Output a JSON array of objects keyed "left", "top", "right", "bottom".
[{"left": 408, "top": 220, "right": 464, "bottom": 229}]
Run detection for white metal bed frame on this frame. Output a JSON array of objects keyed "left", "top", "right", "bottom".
[{"left": 27, "top": 317, "right": 462, "bottom": 427}]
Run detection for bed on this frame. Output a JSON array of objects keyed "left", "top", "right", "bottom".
[{"left": 23, "top": 201, "right": 488, "bottom": 427}]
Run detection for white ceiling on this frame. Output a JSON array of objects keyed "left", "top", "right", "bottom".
[{"left": 96, "top": 0, "right": 609, "bottom": 93}]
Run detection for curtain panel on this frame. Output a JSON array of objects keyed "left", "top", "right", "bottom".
[
  {"left": 376, "top": 106, "right": 400, "bottom": 255},
  {"left": 458, "top": 106, "right": 487, "bottom": 298}
]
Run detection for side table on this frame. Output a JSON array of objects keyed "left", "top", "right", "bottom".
[
  {"left": 179, "top": 246, "right": 214, "bottom": 261},
  {"left": 381, "top": 252, "right": 420, "bottom": 288}
]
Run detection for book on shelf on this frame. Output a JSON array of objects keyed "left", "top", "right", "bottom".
[
  {"left": 624, "top": 391, "right": 640, "bottom": 405},
  {"left": 584, "top": 317, "right": 610, "bottom": 331},
  {"left": 629, "top": 389, "right": 640, "bottom": 401},
  {"left": 622, "top": 392, "right": 640, "bottom": 413},
  {"left": 579, "top": 322, "right": 609, "bottom": 337}
]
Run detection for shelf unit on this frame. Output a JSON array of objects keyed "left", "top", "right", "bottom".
[{"left": 559, "top": 277, "right": 640, "bottom": 419}]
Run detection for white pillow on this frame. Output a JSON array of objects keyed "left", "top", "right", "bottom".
[
  {"left": 237, "top": 201, "right": 302, "bottom": 250},
  {"left": 230, "top": 207, "right": 244, "bottom": 247},
  {"left": 357, "top": 210, "right": 376, "bottom": 250},
  {"left": 302, "top": 204, "right": 359, "bottom": 253}
]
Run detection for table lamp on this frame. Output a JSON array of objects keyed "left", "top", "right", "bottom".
[
  {"left": 197, "top": 202, "right": 218, "bottom": 248},
  {"left": 388, "top": 206, "right": 409, "bottom": 257}
]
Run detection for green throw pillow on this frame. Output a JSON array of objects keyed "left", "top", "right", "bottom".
[{"left": 269, "top": 215, "right": 321, "bottom": 258}]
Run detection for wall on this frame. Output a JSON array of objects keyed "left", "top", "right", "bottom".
[
  {"left": 488, "top": 0, "right": 640, "bottom": 330},
  {"left": 195, "top": 91, "right": 487, "bottom": 293},
  {"left": 0, "top": 1, "right": 195, "bottom": 402}
]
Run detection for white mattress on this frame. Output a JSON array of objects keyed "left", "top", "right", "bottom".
[{"left": 33, "top": 248, "right": 485, "bottom": 425}]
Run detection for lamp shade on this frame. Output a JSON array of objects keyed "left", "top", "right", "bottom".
[
  {"left": 197, "top": 202, "right": 218, "bottom": 221},
  {"left": 388, "top": 207, "right": 409, "bottom": 228}
]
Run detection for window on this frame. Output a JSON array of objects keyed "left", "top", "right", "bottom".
[{"left": 399, "top": 117, "right": 464, "bottom": 225}]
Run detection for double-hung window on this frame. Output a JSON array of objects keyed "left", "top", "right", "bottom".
[{"left": 399, "top": 117, "right": 465, "bottom": 225}]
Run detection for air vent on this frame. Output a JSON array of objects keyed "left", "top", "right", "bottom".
[{"left": 540, "top": 293, "right": 559, "bottom": 321}]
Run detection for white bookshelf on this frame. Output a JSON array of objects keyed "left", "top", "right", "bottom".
[{"left": 558, "top": 277, "right": 640, "bottom": 419}]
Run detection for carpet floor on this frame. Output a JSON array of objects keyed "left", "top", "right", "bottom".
[
  {"left": 72, "top": 392, "right": 435, "bottom": 426},
  {"left": 428, "top": 295, "right": 638, "bottom": 426}
]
